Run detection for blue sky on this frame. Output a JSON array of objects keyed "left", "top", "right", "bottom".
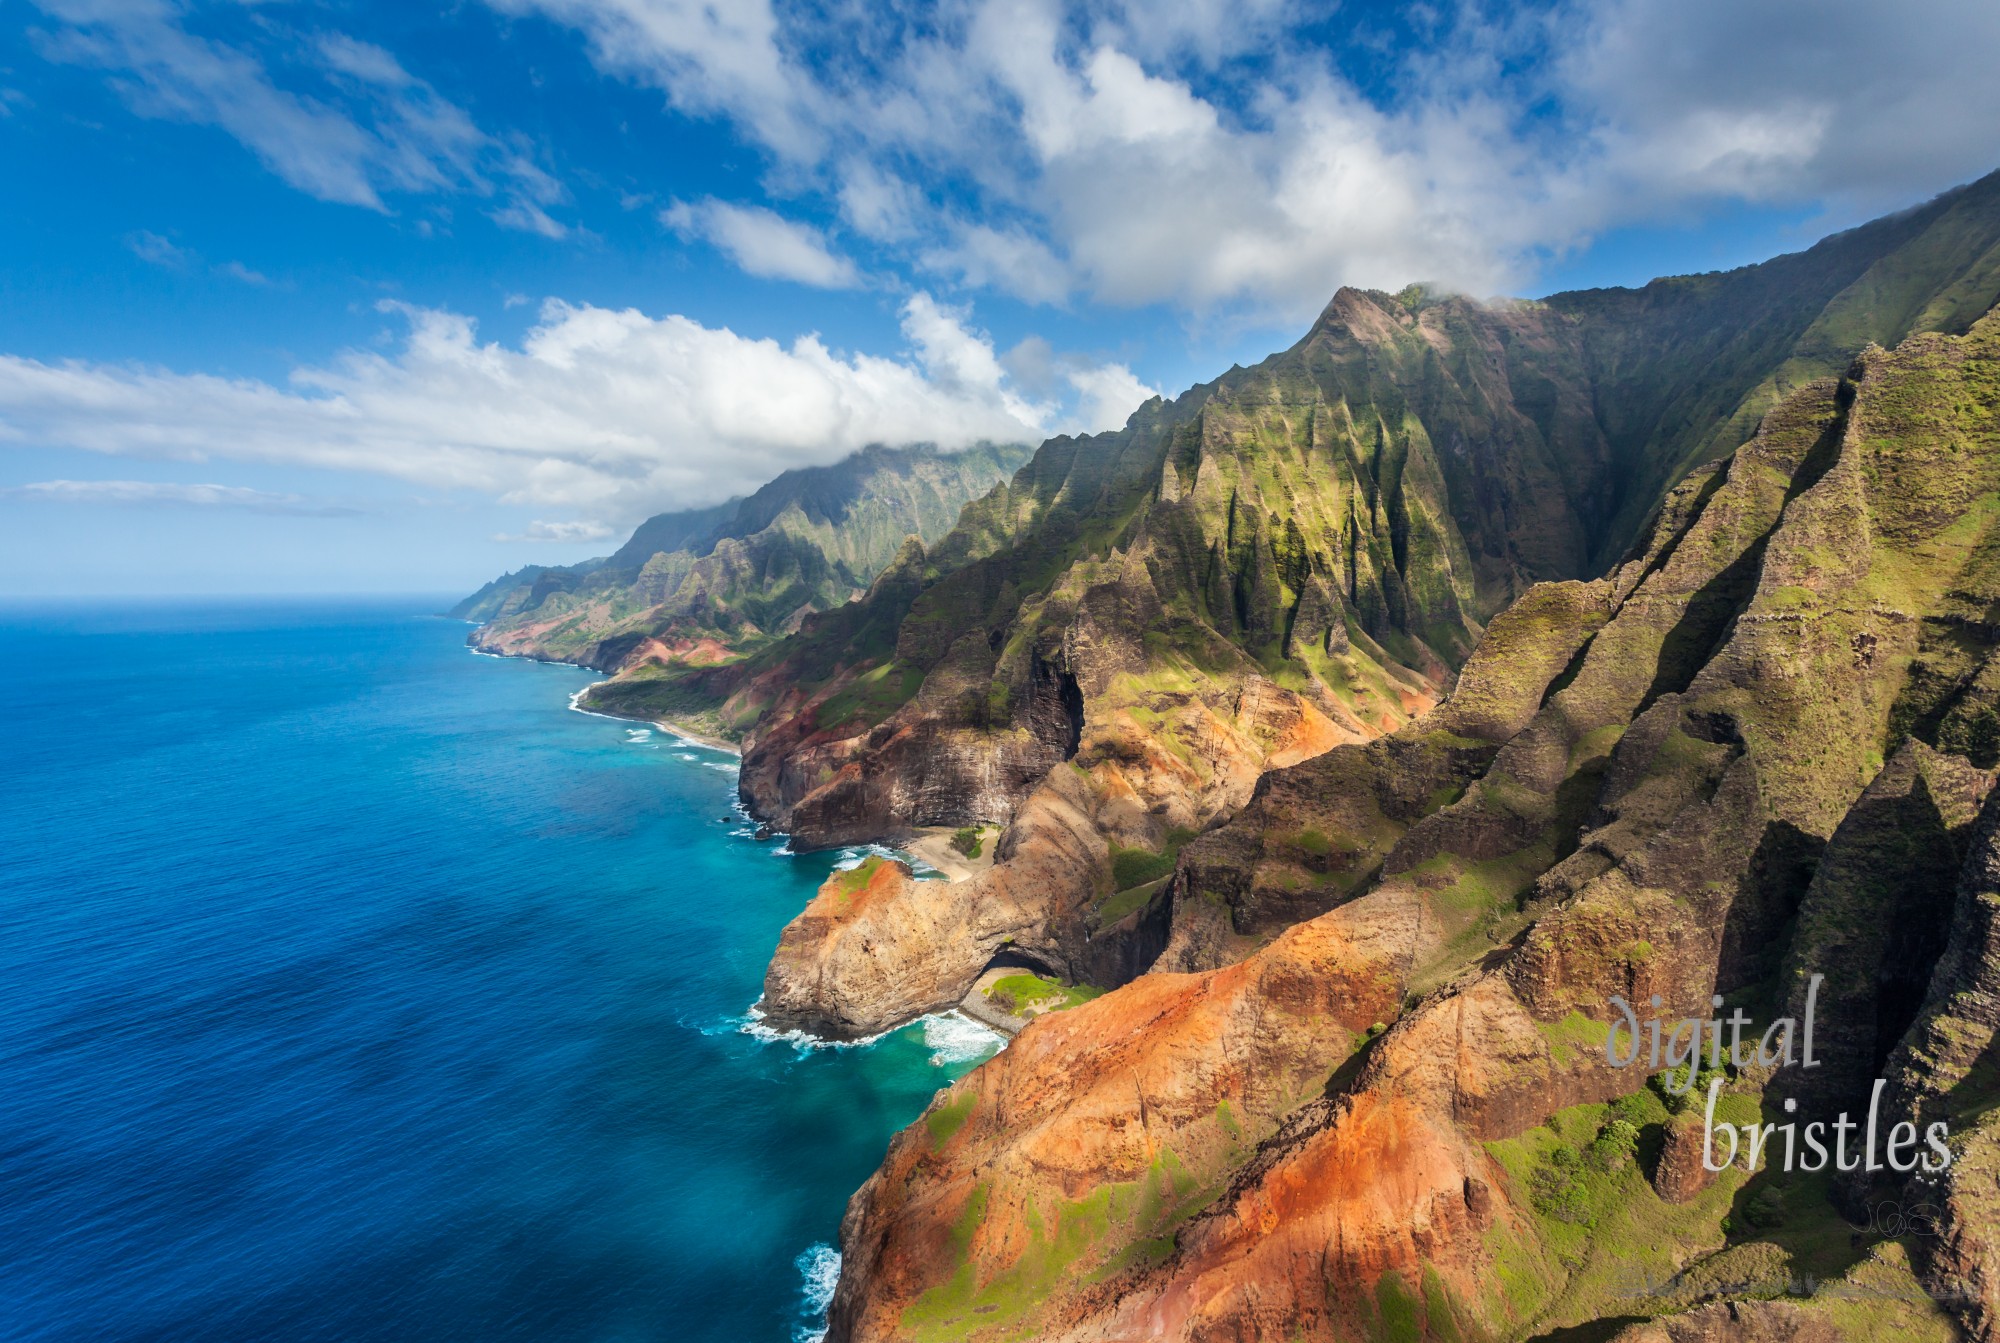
[{"left": 2, "top": 0, "right": 1997, "bottom": 596}]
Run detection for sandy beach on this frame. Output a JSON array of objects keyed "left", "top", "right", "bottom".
[
  {"left": 901, "top": 825, "right": 997, "bottom": 883},
  {"left": 651, "top": 718, "right": 742, "bottom": 756}
]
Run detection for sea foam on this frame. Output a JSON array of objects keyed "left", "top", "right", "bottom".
[
  {"left": 737, "top": 1001, "right": 893, "bottom": 1050},
  {"left": 793, "top": 1243, "right": 841, "bottom": 1343},
  {"left": 735, "top": 1003, "right": 1005, "bottom": 1065},
  {"left": 832, "top": 843, "right": 913, "bottom": 871},
  {"left": 922, "top": 1011, "right": 1006, "bottom": 1067}
]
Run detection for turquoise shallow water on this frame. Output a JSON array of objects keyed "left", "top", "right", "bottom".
[{"left": 0, "top": 600, "right": 998, "bottom": 1343}]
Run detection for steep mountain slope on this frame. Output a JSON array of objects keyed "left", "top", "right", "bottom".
[
  {"left": 450, "top": 502, "right": 738, "bottom": 625},
  {"left": 456, "top": 442, "right": 1029, "bottom": 675},
  {"left": 732, "top": 169, "right": 2000, "bottom": 858},
  {"left": 732, "top": 174, "right": 2000, "bottom": 1062},
  {"left": 450, "top": 557, "right": 608, "bottom": 625},
  {"left": 822, "top": 304, "right": 2000, "bottom": 1343},
  {"left": 728, "top": 292, "right": 1606, "bottom": 874},
  {"left": 1550, "top": 168, "right": 2000, "bottom": 561},
  {"left": 602, "top": 498, "right": 745, "bottom": 572}
]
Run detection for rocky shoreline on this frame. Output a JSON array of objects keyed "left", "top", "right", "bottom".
[{"left": 951, "top": 967, "right": 1030, "bottom": 1036}]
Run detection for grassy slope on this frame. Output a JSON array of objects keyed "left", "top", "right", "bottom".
[{"left": 1545, "top": 166, "right": 2000, "bottom": 566}]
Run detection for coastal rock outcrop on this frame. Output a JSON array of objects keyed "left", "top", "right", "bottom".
[{"left": 757, "top": 665, "right": 1355, "bottom": 1038}]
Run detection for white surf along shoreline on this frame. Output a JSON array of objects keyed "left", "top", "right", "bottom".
[
  {"left": 465, "top": 639, "right": 1006, "bottom": 1060},
  {"left": 461, "top": 628, "right": 743, "bottom": 754}
]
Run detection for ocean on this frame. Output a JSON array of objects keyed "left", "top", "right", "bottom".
[{"left": 0, "top": 600, "right": 1000, "bottom": 1343}]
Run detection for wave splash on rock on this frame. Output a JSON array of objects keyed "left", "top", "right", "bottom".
[{"left": 791, "top": 1242, "right": 841, "bottom": 1343}]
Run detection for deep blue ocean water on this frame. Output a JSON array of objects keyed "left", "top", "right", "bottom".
[{"left": 0, "top": 600, "right": 999, "bottom": 1343}]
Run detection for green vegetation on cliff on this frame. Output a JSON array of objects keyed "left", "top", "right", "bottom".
[
  {"left": 721, "top": 170, "right": 2000, "bottom": 858},
  {"left": 982, "top": 972, "right": 1100, "bottom": 1015}
]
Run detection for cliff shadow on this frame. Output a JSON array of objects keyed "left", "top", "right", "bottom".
[{"left": 1716, "top": 818, "right": 1822, "bottom": 997}]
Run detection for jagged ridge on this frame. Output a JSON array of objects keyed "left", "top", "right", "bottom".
[{"left": 736, "top": 170, "right": 2000, "bottom": 867}]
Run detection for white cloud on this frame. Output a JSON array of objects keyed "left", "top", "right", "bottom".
[
  {"left": 0, "top": 296, "right": 1148, "bottom": 522},
  {"left": 492, "top": 519, "right": 615, "bottom": 543},
  {"left": 898, "top": 294, "right": 1047, "bottom": 429},
  {"left": 215, "top": 260, "right": 271, "bottom": 286},
  {"left": 484, "top": 0, "right": 809, "bottom": 157},
  {"left": 836, "top": 161, "right": 922, "bottom": 242},
  {"left": 999, "top": 334, "right": 1159, "bottom": 436},
  {"left": 1061, "top": 360, "right": 1158, "bottom": 435},
  {"left": 492, "top": 0, "right": 2000, "bottom": 317},
  {"left": 921, "top": 224, "right": 1072, "bottom": 307},
  {"left": 127, "top": 230, "right": 192, "bottom": 269},
  {"left": 2, "top": 479, "right": 361, "bottom": 516},
  {"left": 34, "top": 0, "right": 388, "bottom": 208},
  {"left": 125, "top": 231, "right": 273, "bottom": 286},
  {"left": 1559, "top": 0, "right": 2000, "bottom": 219},
  {"left": 488, "top": 0, "right": 1560, "bottom": 309},
  {"left": 38, "top": 0, "right": 1999, "bottom": 318},
  {"left": 491, "top": 200, "right": 569, "bottom": 239},
  {"left": 663, "top": 199, "right": 860, "bottom": 288},
  {"left": 32, "top": 1, "right": 570, "bottom": 233}
]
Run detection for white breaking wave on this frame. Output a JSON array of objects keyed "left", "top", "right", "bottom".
[
  {"left": 832, "top": 843, "right": 910, "bottom": 871},
  {"left": 657, "top": 724, "right": 743, "bottom": 757},
  {"left": 923, "top": 1010, "right": 1006, "bottom": 1067},
  {"left": 794, "top": 1243, "right": 841, "bottom": 1343},
  {"left": 736, "top": 1003, "right": 1005, "bottom": 1064},
  {"left": 738, "top": 1001, "right": 894, "bottom": 1050},
  {"left": 564, "top": 686, "right": 635, "bottom": 726}
]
